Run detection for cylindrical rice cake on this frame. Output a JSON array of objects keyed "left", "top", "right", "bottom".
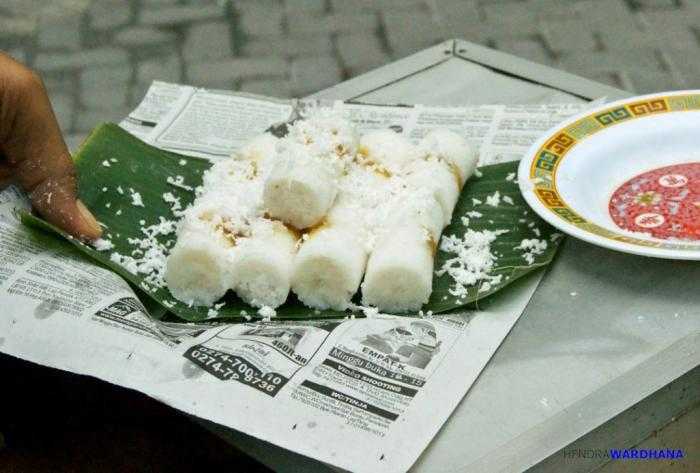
[
  {"left": 420, "top": 129, "right": 477, "bottom": 187},
  {"left": 231, "top": 219, "right": 298, "bottom": 309},
  {"left": 263, "top": 141, "right": 340, "bottom": 229},
  {"left": 290, "top": 173, "right": 375, "bottom": 311},
  {"left": 357, "top": 129, "right": 419, "bottom": 175},
  {"left": 402, "top": 156, "right": 460, "bottom": 227},
  {"left": 361, "top": 223, "right": 434, "bottom": 313},
  {"left": 385, "top": 188, "right": 444, "bottom": 242},
  {"left": 292, "top": 224, "right": 368, "bottom": 311},
  {"left": 165, "top": 225, "right": 236, "bottom": 307},
  {"left": 233, "top": 132, "right": 278, "bottom": 166}
]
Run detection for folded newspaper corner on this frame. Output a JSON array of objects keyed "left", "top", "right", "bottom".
[{"left": 0, "top": 81, "right": 589, "bottom": 473}]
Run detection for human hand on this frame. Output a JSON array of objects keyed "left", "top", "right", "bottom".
[{"left": 0, "top": 52, "right": 101, "bottom": 240}]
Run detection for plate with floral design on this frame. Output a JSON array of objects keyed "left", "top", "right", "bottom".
[{"left": 518, "top": 91, "right": 700, "bottom": 260}]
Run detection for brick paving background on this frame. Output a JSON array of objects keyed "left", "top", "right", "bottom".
[{"left": 1, "top": 0, "right": 699, "bottom": 149}]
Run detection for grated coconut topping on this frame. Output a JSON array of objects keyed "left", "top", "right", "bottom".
[{"left": 436, "top": 229, "right": 509, "bottom": 300}]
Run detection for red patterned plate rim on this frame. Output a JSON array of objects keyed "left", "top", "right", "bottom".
[{"left": 518, "top": 90, "right": 700, "bottom": 260}]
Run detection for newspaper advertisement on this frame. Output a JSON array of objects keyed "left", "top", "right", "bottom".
[{"left": 0, "top": 81, "right": 589, "bottom": 473}]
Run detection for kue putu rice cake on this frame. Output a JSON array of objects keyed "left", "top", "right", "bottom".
[
  {"left": 421, "top": 129, "right": 477, "bottom": 186},
  {"left": 404, "top": 130, "right": 478, "bottom": 226},
  {"left": 360, "top": 188, "right": 444, "bottom": 313},
  {"left": 165, "top": 147, "right": 275, "bottom": 308},
  {"left": 292, "top": 225, "right": 368, "bottom": 311},
  {"left": 165, "top": 216, "right": 237, "bottom": 307},
  {"left": 263, "top": 111, "right": 356, "bottom": 230},
  {"left": 162, "top": 108, "right": 479, "bottom": 314},
  {"left": 231, "top": 218, "right": 297, "bottom": 309},
  {"left": 164, "top": 190, "right": 251, "bottom": 306},
  {"left": 291, "top": 166, "right": 384, "bottom": 311},
  {"left": 263, "top": 140, "right": 340, "bottom": 230},
  {"left": 361, "top": 223, "right": 435, "bottom": 313},
  {"left": 360, "top": 131, "right": 477, "bottom": 312},
  {"left": 384, "top": 188, "right": 445, "bottom": 241},
  {"left": 235, "top": 132, "right": 278, "bottom": 164},
  {"left": 357, "top": 129, "right": 418, "bottom": 174},
  {"left": 403, "top": 156, "right": 461, "bottom": 226}
]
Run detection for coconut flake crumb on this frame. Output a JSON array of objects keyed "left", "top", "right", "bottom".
[
  {"left": 129, "top": 188, "right": 144, "bottom": 207},
  {"left": 502, "top": 195, "right": 514, "bottom": 205},
  {"left": 108, "top": 216, "right": 177, "bottom": 290},
  {"left": 515, "top": 238, "right": 548, "bottom": 264},
  {"left": 207, "top": 308, "right": 219, "bottom": 318},
  {"left": 102, "top": 187, "right": 108, "bottom": 192},
  {"left": 178, "top": 159, "right": 187, "bottom": 166},
  {"left": 485, "top": 191, "right": 501, "bottom": 207},
  {"left": 436, "top": 229, "right": 509, "bottom": 299},
  {"left": 93, "top": 238, "right": 114, "bottom": 251},
  {"left": 258, "top": 306, "right": 276, "bottom": 320},
  {"left": 102, "top": 160, "right": 110, "bottom": 167},
  {"left": 466, "top": 210, "right": 482, "bottom": 218},
  {"left": 162, "top": 192, "right": 183, "bottom": 216},
  {"left": 472, "top": 198, "right": 482, "bottom": 206},
  {"left": 361, "top": 306, "right": 379, "bottom": 318},
  {"left": 167, "top": 175, "right": 193, "bottom": 191},
  {"left": 348, "top": 303, "right": 381, "bottom": 318},
  {"left": 506, "top": 172, "right": 516, "bottom": 181}
]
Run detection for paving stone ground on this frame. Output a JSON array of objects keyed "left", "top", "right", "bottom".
[{"left": 1, "top": 0, "right": 699, "bottom": 147}]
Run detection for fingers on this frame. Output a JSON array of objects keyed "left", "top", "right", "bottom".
[
  {"left": 0, "top": 53, "right": 102, "bottom": 240},
  {"left": 29, "top": 171, "right": 102, "bottom": 241}
]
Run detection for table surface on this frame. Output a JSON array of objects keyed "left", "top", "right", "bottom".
[{"left": 201, "top": 40, "right": 700, "bottom": 473}]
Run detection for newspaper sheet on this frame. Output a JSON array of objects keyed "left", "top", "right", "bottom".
[{"left": 0, "top": 81, "right": 589, "bottom": 473}]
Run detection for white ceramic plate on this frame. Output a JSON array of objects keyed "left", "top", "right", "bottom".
[{"left": 518, "top": 90, "right": 700, "bottom": 260}]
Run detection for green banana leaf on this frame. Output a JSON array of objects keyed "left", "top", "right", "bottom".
[{"left": 22, "top": 123, "right": 561, "bottom": 322}]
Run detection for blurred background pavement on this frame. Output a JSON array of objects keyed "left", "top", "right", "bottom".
[{"left": 1, "top": 0, "right": 699, "bottom": 150}]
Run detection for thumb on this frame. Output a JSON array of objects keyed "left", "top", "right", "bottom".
[
  {"left": 0, "top": 53, "right": 102, "bottom": 240},
  {"left": 29, "top": 172, "right": 102, "bottom": 241}
]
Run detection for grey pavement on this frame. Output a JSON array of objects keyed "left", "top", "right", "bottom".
[{"left": 1, "top": 0, "right": 699, "bottom": 148}]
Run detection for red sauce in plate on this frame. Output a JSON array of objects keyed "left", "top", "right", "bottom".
[{"left": 609, "top": 163, "right": 700, "bottom": 241}]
